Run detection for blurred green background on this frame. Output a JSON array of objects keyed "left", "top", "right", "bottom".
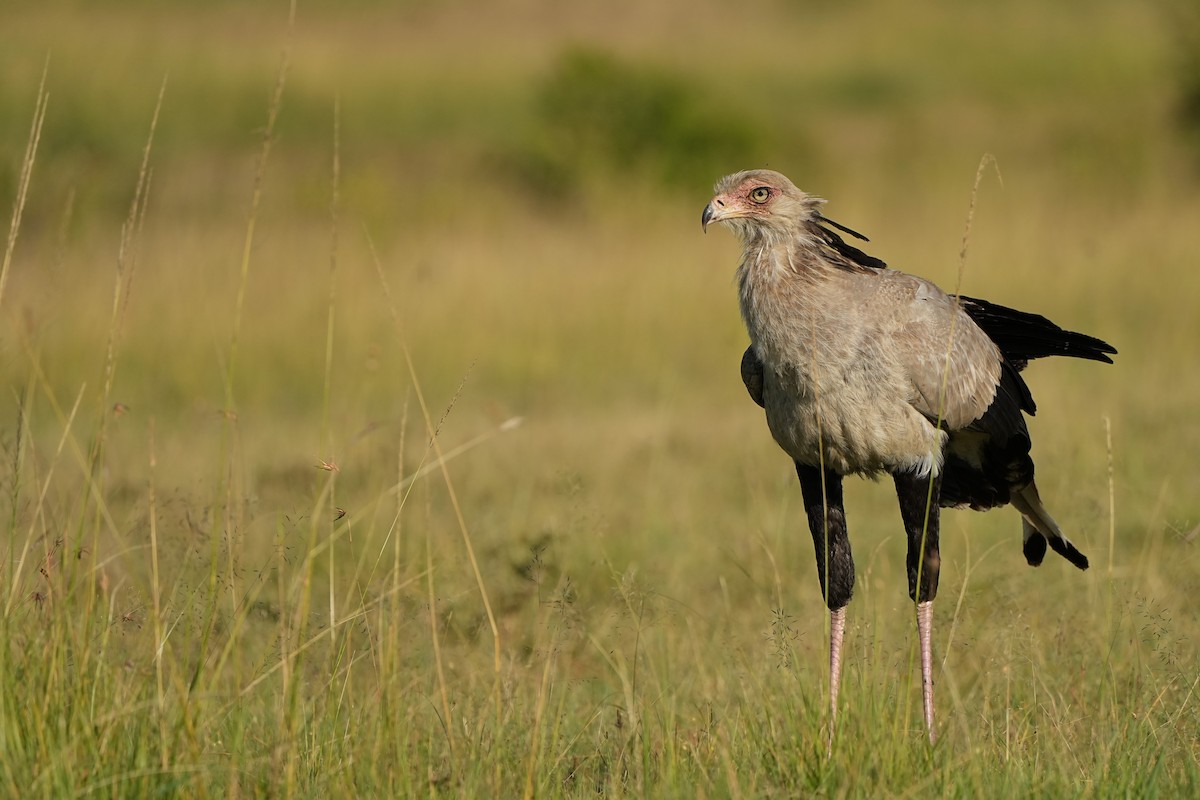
[
  {"left": 4, "top": 0, "right": 1197, "bottom": 522},
  {"left": 2, "top": 0, "right": 1199, "bottom": 795}
]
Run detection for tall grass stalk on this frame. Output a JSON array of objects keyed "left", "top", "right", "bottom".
[
  {"left": 146, "top": 418, "right": 168, "bottom": 772},
  {"left": 369, "top": 238, "right": 505, "bottom": 788},
  {"left": 91, "top": 77, "right": 164, "bottom": 480},
  {"left": 0, "top": 60, "right": 48, "bottom": 318},
  {"left": 322, "top": 97, "right": 342, "bottom": 668}
]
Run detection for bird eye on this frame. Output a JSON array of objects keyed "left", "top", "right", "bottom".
[{"left": 750, "top": 187, "right": 771, "bottom": 203}]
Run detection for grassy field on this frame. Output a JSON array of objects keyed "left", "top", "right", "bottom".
[{"left": 2, "top": 0, "right": 1199, "bottom": 796}]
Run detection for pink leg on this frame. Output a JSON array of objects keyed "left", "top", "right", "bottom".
[
  {"left": 917, "top": 600, "right": 936, "bottom": 744},
  {"left": 828, "top": 605, "right": 847, "bottom": 753}
]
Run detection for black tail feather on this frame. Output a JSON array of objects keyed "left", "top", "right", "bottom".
[
  {"left": 1047, "top": 534, "right": 1090, "bottom": 570},
  {"left": 957, "top": 295, "right": 1117, "bottom": 371},
  {"left": 1013, "top": 484, "right": 1090, "bottom": 571},
  {"left": 1023, "top": 531, "right": 1048, "bottom": 566}
]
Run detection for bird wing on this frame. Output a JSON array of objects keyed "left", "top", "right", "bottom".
[
  {"left": 879, "top": 273, "right": 1005, "bottom": 431},
  {"left": 740, "top": 346, "right": 766, "bottom": 408}
]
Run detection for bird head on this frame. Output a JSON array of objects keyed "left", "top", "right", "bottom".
[{"left": 701, "top": 170, "right": 824, "bottom": 240}]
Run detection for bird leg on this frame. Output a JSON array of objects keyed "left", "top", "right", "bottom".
[
  {"left": 828, "top": 603, "right": 847, "bottom": 752},
  {"left": 893, "top": 469, "right": 942, "bottom": 745},
  {"left": 796, "top": 463, "right": 854, "bottom": 751},
  {"left": 916, "top": 599, "right": 935, "bottom": 741}
]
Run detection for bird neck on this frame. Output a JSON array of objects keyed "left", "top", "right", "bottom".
[
  {"left": 736, "top": 231, "right": 846, "bottom": 368},
  {"left": 735, "top": 226, "right": 839, "bottom": 286}
]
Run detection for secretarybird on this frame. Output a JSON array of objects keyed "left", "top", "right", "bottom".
[{"left": 701, "top": 169, "right": 1115, "bottom": 745}]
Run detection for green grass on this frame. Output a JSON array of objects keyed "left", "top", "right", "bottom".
[{"left": 2, "top": 0, "right": 1199, "bottom": 796}]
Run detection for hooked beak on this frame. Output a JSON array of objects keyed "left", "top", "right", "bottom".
[{"left": 702, "top": 196, "right": 741, "bottom": 232}]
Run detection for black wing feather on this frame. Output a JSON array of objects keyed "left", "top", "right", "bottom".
[
  {"left": 941, "top": 364, "right": 1034, "bottom": 509},
  {"left": 957, "top": 295, "right": 1117, "bottom": 371}
]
